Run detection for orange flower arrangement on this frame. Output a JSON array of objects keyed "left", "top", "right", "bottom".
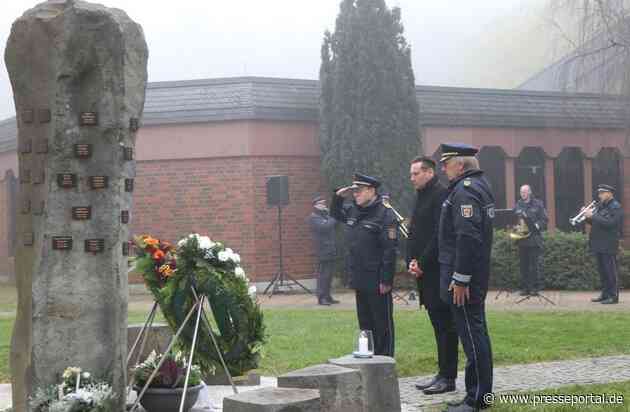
[
  {"left": 152, "top": 249, "right": 165, "bottom": 261},
  {"left": 133, "top": 235, "right": 177, "bottom": 283}
]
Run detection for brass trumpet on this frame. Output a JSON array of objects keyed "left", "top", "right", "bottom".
[
  {"left": 381, "top": 196, "right": 409, "bottom": 238},
  {"left": 570, "top": 200, "right": 598, "bottom": 226},
  {"left": 509, "top": 216, "right": 530, "bottom": 240}
]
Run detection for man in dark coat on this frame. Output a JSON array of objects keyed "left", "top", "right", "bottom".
[
  {"left": 407, "top": 156, "right": 458, "bottom": 395},
  {"left": 308, "top": 196, "right": 339, "bottom": 305},
  {"left": 513, "top": 185, "right": 549, "bottom": 296},
  {"left": 438, "top": 143, "right": 495, "bottom": 412},
  {"left": 331, "top": 173, "right": 398, "bottom": 356},
  {"left": 585, "top": 184, "right": 623, "bottom": 304}
]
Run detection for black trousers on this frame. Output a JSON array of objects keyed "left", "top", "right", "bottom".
[
  {"left": 355, "top": 290, "right": 395, "bottom": 357},
  {"left": 519, "top": 246, "right": 542, "bottom": 292},
  {"left": 317, "top": 259, "right": 334, "bottom": 301},
  {"left": 426, "top": 299, "right": 459, "bottom": 381},
  {"left": 595, "top": 253, "right": 619, "bottom": 299},
  {"left": 451, "top": 302, "right": 493, "bottom": 409}
]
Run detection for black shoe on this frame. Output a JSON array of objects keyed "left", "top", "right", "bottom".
[
  {"left": 591, "top": 294, "right": 606, "bottom": 302},
  {"left": 601, "top": 296, "right": 619, "bottom": 304},
  {"left": 327, "top": 298, "right": 341, "bottom": 304},
  {"left": 423, "top": 379, "right": 456, "bottom": 395},
  {"left": 414, "top": 375, "right": 440, "bottom": 390},
  {"left": 318, "top": 299, "right": 332, "bottom": 306}
]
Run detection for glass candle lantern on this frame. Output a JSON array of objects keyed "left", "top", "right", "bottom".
[{"left": 353, "top": 330, "right": 374, "bottom": 358}]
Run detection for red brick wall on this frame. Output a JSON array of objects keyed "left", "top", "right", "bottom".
[{"left": 130, "top": 155, "right": 324, "bottom": 282}]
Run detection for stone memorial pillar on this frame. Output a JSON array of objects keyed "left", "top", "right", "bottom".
[{"left": 5, "top": 1, "right": 148, "bottom": 410}]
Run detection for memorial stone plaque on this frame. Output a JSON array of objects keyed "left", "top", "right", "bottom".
[
  {"left": 122, "top": 147, "right": 133, "bottom": 161},
  {"left": 79, "top": 111, "right": 98, "bottom": 126},
  {"left": 120, "top": 210, "right": 129, "bottom": 224},
  {"left": 35, "top": 138, "right": 48, "bottom": 154},
  {"left": 38, "top": 108, "right": 51, "bottom": 123},
  {"left": 129, "top": 117, "right": 139, "bottom": 132},
  {"left": 124, "top": 178, "right": 134, "bottom": 192},
  {"left": 122, "top": 241, "right": 130, "bottom": 256},
  {"left": 57, "top": 173, "right": 77, "bottom": 189},
  {"left": 52, "top": 236, "right": 72, "bottom": 250},
  {"left": 20, "top": 138, "right": 32, "bottom": 154},
  {"left": 33, "top": 169, "right": 44, "bottom": 185},
  {"left": 23, "top": 232, "right": 34, "bottom": 246},
  {"left": 20, "top": 169, "right": 31, "bottom": 184},
  {"left": 21, "top": 109, "right": 34, "bottom": 124},
  {"left": 85, "top": 238, "right": 105, "bottom": 253},
  {"left": 72, "top": 207, "right": 91, "bottom": 220},
  {"left": 74, "top": 144, "right": 92, "bottom": 158},
  {"left": 89, "top": 176, "right": 108, "bottom": 189}
]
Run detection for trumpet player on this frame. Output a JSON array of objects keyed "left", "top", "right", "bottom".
[
  {"left": 513, "top": 185, "right": 548, "bottom": 296},
  {"left": 584, "top": 184, "right": 622, "bottom": 304},
  {"left": 331, "top": 173, "right": 398, "bottom": 356}
]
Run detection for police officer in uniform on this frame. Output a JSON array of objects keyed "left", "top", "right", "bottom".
[
  {"left": 407, "top": 157, "right": 458, "bottom": 394},
  {"left": 438, "top": 143, "right": 494, "bottom": 412},
  {"left": 585, "top": 184, "right": 623, "bottom": 304},
  {"left": 513, "top": 185, "right": 549, "bottom": 296},
  {"left": 308, "top": 195, "right": 340, "bottom": 305},
  {"left": 331, "top": 173, "right": 398, "bottom": 356}
]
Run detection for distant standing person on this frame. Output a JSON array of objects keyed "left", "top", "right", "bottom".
[
  {"left": 309, "top": 195, "right": 340, "bottom": 306},
  {"left": 513, "top": 185, "right": 548, "bottom": 296}
]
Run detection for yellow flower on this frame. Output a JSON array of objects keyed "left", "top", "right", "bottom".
[{"left": 159, "top": 264, "right": 175, "bottom": 278}]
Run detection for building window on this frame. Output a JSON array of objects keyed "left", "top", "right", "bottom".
[
  {"left": 478, "top": 146, "right": 506, "bottom": 209},
  {"left": 555, "top": 147, "right": 585, "bottom": 232},
  {"left": 592, "top": 148, "right": 622, "bottom": 202},
  {"left": 515, "top": 147, "right": 546, "bottom": 205}
]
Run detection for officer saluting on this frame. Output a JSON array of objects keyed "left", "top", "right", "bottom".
[
  {"left": 585, "top": 184, "right": 623, "bottom": 304},
  {"left": 438, "top": 143, "right": 494, "bottom": 412},
  {"left": 331, "top": 173, "right": 398, "bottom": 356}
]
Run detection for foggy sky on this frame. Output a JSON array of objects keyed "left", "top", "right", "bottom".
[{"left": 1, "top": 0, "right": 554, "bottom": 120}]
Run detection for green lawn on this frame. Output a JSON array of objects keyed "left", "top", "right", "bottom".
[
  {"left": 487, "top": 380, "right": 630, "bottom": 412},
  {"left": 2, "top": 309, "right": 630, "bottom": 383}
]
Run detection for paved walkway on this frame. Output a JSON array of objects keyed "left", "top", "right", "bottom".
[{"left": 4, "top": 355, "right": 627, "bottom": 411}]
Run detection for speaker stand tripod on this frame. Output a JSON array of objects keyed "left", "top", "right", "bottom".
[
  {"left": 515, "top": 291, "right": 555, "bottom": 305},
  {"left": 264, "top": 205, "right": 312, "bottom": 297}
]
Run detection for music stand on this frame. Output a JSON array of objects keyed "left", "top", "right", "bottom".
[{"left": 263, "top": 205, "right": 312, "bottom": 297}]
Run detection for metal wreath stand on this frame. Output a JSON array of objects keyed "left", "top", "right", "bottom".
[{"left": 127, "top": 281, "right": 238, "bottom": 412}]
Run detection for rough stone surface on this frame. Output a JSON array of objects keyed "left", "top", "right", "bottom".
[
  {"left": 278, "top": 364, "right": 363, "bottom": 412},
  {"left": 329, "top": 355, "right": 401, "bottom": 412},
  {"left": 5, "top": 1, "right": 148, "bottom": 410},
  {"left": 127, "top": 323, "right": 173, "bottom": 373},
  {"left": 223, "top": 387, "right": 321, "bottom": 412}
]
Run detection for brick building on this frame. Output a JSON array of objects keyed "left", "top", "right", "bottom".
[{"left": 0, "top": 77, "right": 628, "bottom": 283}]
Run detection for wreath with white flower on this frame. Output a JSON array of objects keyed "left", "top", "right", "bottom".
[{"left": 133, "top": 234, "right": 265, "bottom": 377}]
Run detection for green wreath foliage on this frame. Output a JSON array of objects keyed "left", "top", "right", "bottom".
[{"left": 134, "top": 234, "right": 265, "bottom": 377}]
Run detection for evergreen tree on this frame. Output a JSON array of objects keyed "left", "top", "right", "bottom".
[{"left": 319, "top": 0, "right": 420, "bottom": 213}]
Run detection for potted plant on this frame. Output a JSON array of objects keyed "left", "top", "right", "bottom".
[{"left": 133, "top": 351, "right": 203, "bottom": 412}]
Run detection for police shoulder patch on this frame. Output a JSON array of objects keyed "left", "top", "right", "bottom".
[
  {"left": 461, "top": 205, "right": 473, "bottom": 218},
  {"left": 463, "top": 179, "right": 472, "bottom": 187}
]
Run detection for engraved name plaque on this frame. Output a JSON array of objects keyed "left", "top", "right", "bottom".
[
  {"left": 122, "top": 147, "right": 134, "bottom": 161},
  {"left": 22, "top": 109, "right": 34, "bottom": 124},
  {"left": 79, "top": 112, "right": 98, "bottom": 126},
  {"left": 38, "top": 109, "right": 51, "bottom": 123},
  {"left": 35, "top": 138, "right": 48, "bottom": 154},
  {"left": 129, "top": 117, "right": 139, "bottom": 132},
  {"left": 120, "top": 210, "right": 130, "bottom": 224},
  {"left": 52, "top": 236, "right": 73, "bottom": 250},
  {"left": 72, "top": 207, "right": 91, "bottom": 220},
  {"left": 124, "top": 178, "right": 134, "bottom": 192},
  {"left": 122, "top": 241, "right": 130, "bottom": 256},
  {"left": 89, "top": 176, "right": 108, "bottom": 189},
  {"left": 85, "top": 239, "right": 105, "bottom": 253},
  {"left": 74, "top": 144, "right": 92, "bottom": 159},
  {"left": 20, "top": 169, "right": 31, "bottom": 184},
  {"left": 57, "top": 173, "right": 77, "bottom": 188},
  {"left": 20, "top": 139, "right": 32, "bottom": 154},
  {"left": 23, "top": 232, "right": 34, "bottom": 246}
]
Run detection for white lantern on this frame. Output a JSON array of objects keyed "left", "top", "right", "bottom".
[{"left": 353, "top": 330, "right": 374, "bottom": 358}]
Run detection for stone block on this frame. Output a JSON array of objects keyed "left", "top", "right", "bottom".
[
  {"left": 127, "top": 323, "right": 173, "bottom": 370},
  {"left": 223, "top": 387, "right": 321, "bottom": 412},
  {"left": 329, "top": 355, "right": 400, "bottom": 412},
  {"left": 278, "top": 364, "right": 363, "bottom": 412}
]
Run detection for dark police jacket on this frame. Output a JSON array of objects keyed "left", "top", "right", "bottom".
[
  {"left": 438, "top": 169, "right": 495, "bottom": 305},
  {"left": 308, "top": 209, "right": 337, "bottom": 261},
  {"left": 331, "top": 194, "right": 398, "bottom": 292},
  {"left": 588, "top": 198, "right": 623, "bottom": 255},
  {"left": 513, "top": 197, "right": 548, "bottom": 249},
  {"left": 407, "top": 176, "right": 448, "bottom": 307}
]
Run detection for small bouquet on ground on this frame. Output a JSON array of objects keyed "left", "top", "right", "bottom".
[
  {"left": 133, "top": 350, "right": 202, "bottom": 389},
  {"left": 29, "top": 367, "right": 116, "bottom": 412}
]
